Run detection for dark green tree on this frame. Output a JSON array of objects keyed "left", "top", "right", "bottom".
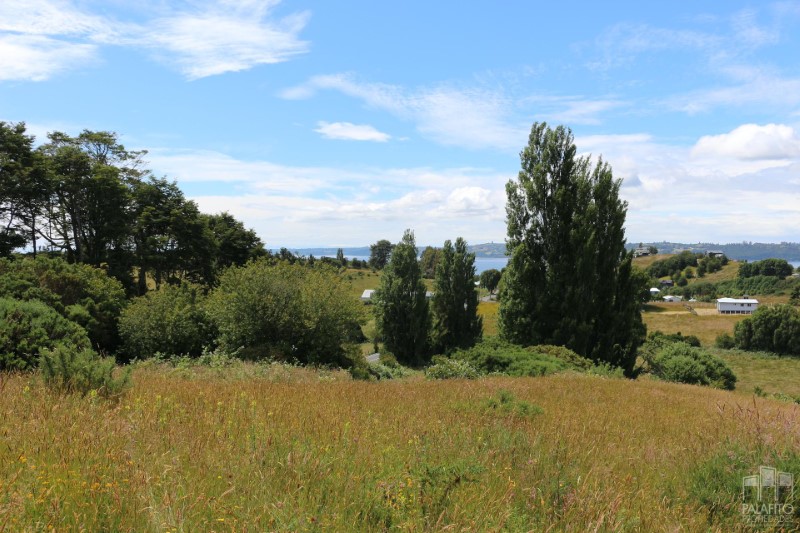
[
  {"left": 479, "top": 268, "right": 502, "bottom": 295},
  {"left": 374, "top": 230, "right": 430, "bottom": 365},
  {"left": 419, "top": 245, "right": 442, "bottom": 278},
  {"left": 336, "top": 248, "right": 346, "bottom": 267},
  {"left": 499, "top": 122, "right": 646, "bottom": 374},
  {"left": 202, "top": 212, "right": 266, "bottom": 274},
  {"left": 369, "top": 239, "right": 394, "bottom": 270},
  {"left": 431, "top": 238, "right": 482, "bottom": 354}
]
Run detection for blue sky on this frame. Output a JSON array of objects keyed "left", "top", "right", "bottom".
[{"left": 2, "top": 0, "right": 799, "bottom": 247}]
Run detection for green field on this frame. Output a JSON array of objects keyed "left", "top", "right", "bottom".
[{"left": 3, "top": 363, "right": 800, "bottom": 531}]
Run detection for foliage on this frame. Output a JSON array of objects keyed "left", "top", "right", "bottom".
[
  {"left": 499, "top": 122, "right": 646, "bottom": 374},
  {"left": 118, "top": 283, "right": 213, "bottom": 361},
  {"left": 791, "top": 284, "right": 800, "bottom": 305},
  {"left": 0, "top": 297, "right": 91, "bottom": 370},
  {"left": 639, "top": 337, "right": 736, "bottom": 389},
  {"left": 738, "top": 258, "right": 794, "bottom": 279},
  {"left": 0, "top": 256, "right": 126, "bottom": 352},
  {"left": 431, "top": 238, "right": 482, "bottom": 354},
  {"left": 479, "top": 268, "right": 502, "bottom": 294},
  {"left": 374, "top": 230, "right": 431, "bottom": 366},
  {"left": 733, "top": 304, "right": 800, "bottom": 355},
  {"left": 714, "top": 332, "right": 736, "bottom": 349},
  {"left": 202, "top": 211, "right": 266, "bottom": 275},
  {"left": 450, "top": 337, "right": 592, "bottom": 377},
  {"left": 482, "top": 389, "right": 543, "bottom": 417},
  {"left": 425, "top": 357, "right": 481, "bottom": 380},
  {"left": 646, "top": 251, "right": 701, "bottom": 279},
  {"left": 369, "top": 239, "right": 394, "bottom": 270},
  {"left": 419, "top": 246, "right": 441, "bottom": 279},
  {"left": 208, "top": 259, "right": 365, "bottom": 367},
  {"left": 39, "top": 345, "right": 131, "bottom": 398},
  {"left": 647, "top": 330, "right": 701, "bottom": 347}
]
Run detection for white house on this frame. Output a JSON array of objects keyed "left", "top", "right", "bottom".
[
  {"left": 716, "top": 298, "right": 759, "bottom": 314},
  {"left": 663, "top": 295, "right": 683, "bottom": 302},
  {"left": 360, "top": 289, "right": 375, "bottom": 302},
  {"left": 649, "top": 287, "right": 661, "bottom": 296}
]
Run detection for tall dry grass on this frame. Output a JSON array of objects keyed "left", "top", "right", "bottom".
[{"left": 2, "top": 364, "right": 799, "bottom": 531}]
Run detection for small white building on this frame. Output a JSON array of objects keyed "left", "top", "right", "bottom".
[
  {"left": 649, "top": 287, "right": 661, "bottom": 296},
  {"left": 663, "top": 295, "right": 683, "bottom": 302},
  {"left": 716, "top": 298, "right": 759, "bottom": 314},
  {"left": 360, "top": 289, "right": 375, "bottom": 302}
]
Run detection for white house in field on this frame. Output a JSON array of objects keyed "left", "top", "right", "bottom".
[
  {"left": 716, "top": 297, "right": 759, "bottom": 314},
  {"left": 360, "top": 289, "right": 375, "bottom": 302}
]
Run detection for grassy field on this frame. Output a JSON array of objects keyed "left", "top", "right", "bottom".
[
  {"left": 3, "top": 364, "right": 800, "bottom": 531},
  {"left": 717, "top": 349, "right": 800, "bottom": 397}
]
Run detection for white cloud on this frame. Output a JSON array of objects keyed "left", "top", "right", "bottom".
[
  {"left": 0, "top": 0, "right": 309, "bottom": 81},
  {"left": 143, "top": 2, "right": 310, "bottom": 79},
  {"left": 0, "top": 34, "right": 96, "bottom": 81},
  {"left": 282, "top": 74, "right": 528, "bottom": 151},
  {"left": 692, "top": 123, "right": 800, "bottom": 160},
  {"left": 314, "top": 121, "right": 390, "bottom": 142}
]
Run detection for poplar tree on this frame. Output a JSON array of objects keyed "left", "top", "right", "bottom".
[
  {"left": 499, "top": 123, "right": 646, "bottom": 374},
  {"left": 374, "top": 230, "right": 430, "bottom": 366},
  {"left": 431, "top": 238, "right": 482, "bottom": 353}
]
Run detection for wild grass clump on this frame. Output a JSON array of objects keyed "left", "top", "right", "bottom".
[
  {"left": 425, "top": 357, "right": 480, "bottom": 380},
  {"left": 39, "top": 346, "right": 131, "bottom": 398},
  {"left": 482, "top": 389, "right": 543, "bottom": 417}
]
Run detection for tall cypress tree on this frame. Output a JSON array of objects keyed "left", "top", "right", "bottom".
[
  {"left": 432, "top": 237, "right": 482, "bottom": 354},
  {"left": 499, "top": 123, "right": 646, "bottom": 374},
  {"left": 374, "top": 229, "right": 431, "bottom": 366}
]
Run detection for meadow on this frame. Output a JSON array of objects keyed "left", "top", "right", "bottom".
[{"left": 3, "top": 362, "right": 800, "bottom": 531}]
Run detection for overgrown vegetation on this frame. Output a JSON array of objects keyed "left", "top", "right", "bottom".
[
  {"left": 639, "top": 332, "right": 737, "bottom": 390},
  {"left": 734, "top": 304, "right": 800, "bottom": 355}
]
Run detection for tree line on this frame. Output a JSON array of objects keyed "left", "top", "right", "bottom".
[{"left": 0, "top": 122, "right": 265, "bottom": 295}]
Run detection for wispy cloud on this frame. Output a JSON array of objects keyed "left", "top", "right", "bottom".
[
  {"left": 314, "top": 121, "right": 390, "bottom": 142},
  {"left": 142, "top": 1, "right": 310, "bottom": 79},
  {"left": 0, "top": 0, "right": 310, "bottom": 81},
  {"left": 282, "top": 74, "right": 532, "bottom": 151}
]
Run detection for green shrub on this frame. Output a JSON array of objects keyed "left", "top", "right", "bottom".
[
  {"left": 118, "top": 283, "right": 213, "bottom": 360},
  {"left": 208, "top": 260, "right": 365, "bottom": 368},
  {"left": 641, "top": 340, "right": 736, "bottom": 390},
  {"left": 714, "top": 332, "right": 735, "bottom": 349},
  {"left": 734, "top": 304, "right": 800, "bottom": 355},
  {"left": 482, "top": 389, "right": 543, "bottom": 417},
  {"left": 648, "top": 330, "right": 701, "bottom": 347},
  {"left": 425, "top": 358, "right": 481, "bottom": 380},
  {"left": 39, "top": 346, "right": 131, "bottom": 398},
  {"left": 450, "top": 337, "right": 592, "bottom": 377},
  {"left": 0, "top": 298, "right": 91, "bottom": 370},
  {"left": 0, "top": 257, "right": 126, "bottom": 352}
]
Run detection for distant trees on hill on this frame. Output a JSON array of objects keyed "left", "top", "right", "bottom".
[{"left": 738, "top": 258, "right": 794, "bottom": 279}]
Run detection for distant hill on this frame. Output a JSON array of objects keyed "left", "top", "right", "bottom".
[
  {"left": 628, "top": 242, "right": 800, "bottom": 262},
  {"left": 282, "top": 241, "right": 800, "bottom": 262}
]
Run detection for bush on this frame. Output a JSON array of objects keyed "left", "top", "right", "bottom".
[
  {"left": 118, "top": 283, "right": 213, "bottom": 360},
  {"left": 449, "top": 337, "right": 592, "bottom": 377},
  {"left": 0, "top": 257, "right": 126, "bottom": 352},
  {"left": 714, "top": 332, "right": 736, "bottom": 349},
  {"left": 425, "top": 358, "right": 481, "bottom": 380},
  {"left": 733, "top": 304, "right": 800, "bottom": 355},
  {"left": 648, "top": 330, "right": 702, "bottom": 347},
  {"left": 0, "top": 298, "right": 91, "bottom": 370},
  {"left": 640, "top": 339, "right": 736, "bottom": 390},
  {"left": 208, "top": 260, "right": 365, "bottom": 368},
  {"left": 39, "top": 345, "right": 131, "bottom": 398}
]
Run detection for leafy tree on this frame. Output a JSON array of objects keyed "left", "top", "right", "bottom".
[
  {"left": 118, "top": 283, "right": 213, "bottom": 360},
  {"left": 374, "top": 230, "right": 430, "bottom": 366},
  {"left": 208, "top": 260, "right": 364, "bottom": 367},
  {"left": 738, "top": 258, "right": 794, "bottom": 279},
  {"left": 202, "top": 212, "right": 266, "bottom": 274},
  {"left": 499, "top": 122, "right": 646, "bottom": 374},
  {"left": 791, "top": 285, "right": 800, "bottom": 306},
  {"left": 431, "top": 238, "right": 482, "bottom": 354},
  {"left": 419, "top": 246, "right": 441, "bottom": 278},
  {"left": 640, "top": 338, "right": 736, "bottom": 390},
  {"left": 336, "top": 248, "right": 346, "bottom": 267},
  {"left": 479, "top": 269, "right": 502, "bottom": 295},
  {"left": 0, "top": 122, "right": 48, "bottom": 257},
  {"left": 734, "top": 304, "right": 800, "bottom": 355},
  {"left": 369, "top": 239, "right": 394, "bottom": 270}
]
